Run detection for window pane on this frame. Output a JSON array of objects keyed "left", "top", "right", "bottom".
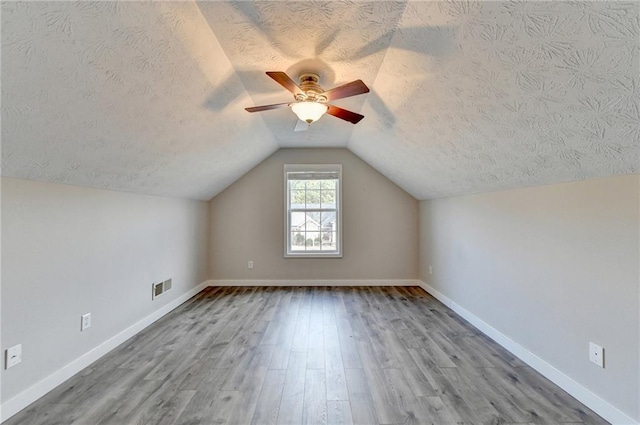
[
  {"left": 290, "top": 180, "right": 305, "bottom": 190},
  {"left": 319, "top": 211, "right": 333, "bottom": 230},
  {"left": 291, "top": 212, "right": 307, "bottom": 232},
  {"left": 306, "top": 212, "right": 321, "bottom": 230},
  {"left": 304, "top": 233, "right": 315, "bottom": 249},
  {"left": 292, "top": 232, "right": 305, "bottom": 249},
  {"left": 321, "top": 190, "right": 335, "bottom": 208},
  {"left": 320, "top": 231, "right": 335, "bottom": 250},
  {"left": 291, "top": 190, "right": 305, "bottom": 206},
  {"left": 306, "top": 189, "right": 320, "bottom": 206},
  {"left": 306, "top": 180, "right": 321, "bottom": 189},
  {"left": 308, "top": 230, "right": 321, "bottom": 249},
  {"left": 320, "top": 179, "right": 336, "bottom": 190}
]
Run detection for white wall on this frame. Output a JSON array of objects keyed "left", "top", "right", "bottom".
[
  {"left": 209, "top": 148, "right": 418, "bottom": 281},
  {"left": 1, "top": 178, "right": 209, "bottom": 404},
  {"left": 419, "top": 174, "right": 640, "bottom": 422}
]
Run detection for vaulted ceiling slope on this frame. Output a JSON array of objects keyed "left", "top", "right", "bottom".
[
  {"left": 1, "top": 1, "right": 279, "bottom": 200},
  {"left": 2, "top": 1, "right": 638, "bottom": 201}
]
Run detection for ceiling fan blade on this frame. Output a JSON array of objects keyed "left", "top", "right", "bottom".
[
  {"left": 266, "top": 72, "right": 304, "bottom": 97},
  {"left": 326, "top": 105, "right": 365, "bottom": 124},
  {"left": 245, "top": 102, "right": 290, "bottom": 113},
  {"left": 320, "top": 80, "right": 369, "bottom": 102},
  {"left": 294, "top": 119, "right": 309, "bottom": 132}
]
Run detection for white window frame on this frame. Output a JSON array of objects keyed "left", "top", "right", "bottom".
[{"left": 284, "top": 164, "right": 342, "bottom": 258}]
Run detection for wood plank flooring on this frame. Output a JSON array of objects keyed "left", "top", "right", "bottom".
[{"left": 5, "top": 286, "right": 610, "bottom": 425}]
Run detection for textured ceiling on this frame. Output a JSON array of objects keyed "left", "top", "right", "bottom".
[
  {"left": 349, "top": 1, "right": 640, "bottom": 198},
  {"left": 2, "top": 1, "right": 638, "bottom": 201},
  {"left": 1, "top": 1, "right": 278, "bottom": 200},
  {"left": 196, "top": 1, "right": 407, "bottom": 148}
]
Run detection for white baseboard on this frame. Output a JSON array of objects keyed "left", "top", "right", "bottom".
[
  {"left": 0, "top": 281, "right": 209, "bottom": 423},
  {"left": 6, "top": 280, "right": 633, "bottom": 424},
  {"left": 418, "top": 280, "right": 638, "bottom": 425},
  {"left": 208, "top": 279, "right": 420, "bottom": 287}
]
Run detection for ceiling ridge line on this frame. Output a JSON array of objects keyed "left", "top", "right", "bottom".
[{"left": 344, "top": 1, "right": 410, "bottom": 150}]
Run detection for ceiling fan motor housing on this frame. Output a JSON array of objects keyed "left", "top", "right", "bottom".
[{"left": 297, "top": 73, "right": 327, "bottom": 102}]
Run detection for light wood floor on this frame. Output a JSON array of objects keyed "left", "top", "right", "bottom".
[{"left": 6, "top": 286, "right": 609, "bottom": 425}]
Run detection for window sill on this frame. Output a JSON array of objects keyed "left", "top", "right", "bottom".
[{"left": 284, "top": 252, "right": 343, "bottom": 259}]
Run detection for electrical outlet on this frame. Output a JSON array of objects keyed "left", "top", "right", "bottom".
[
  {"left": 428, "top": 265, "right": 433, "bottom": 275},
  {"left": 589, "top": 342, "right": 604, "bottom": 368},
  {"left": 81, "top": 313, "right": 92, "bottom": 331},
  {"left": 6, "top": 344, "right": 22, "bottom": 369},
  {"left": 248, "top": 261, "right": 254, "bottom": 269}
]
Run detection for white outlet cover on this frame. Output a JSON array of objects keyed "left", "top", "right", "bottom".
[
  {"left": 81, "top": 313, "right": 92, "bottom": 331},
  {"left": 248, "top": 261, "right": 254, "bottom": 269},
  {"left": 589, "top": 342, "right": 604, "bottom": 368},
  {"left": 6, "top": 344, "right": 22, "bottom": 369}
]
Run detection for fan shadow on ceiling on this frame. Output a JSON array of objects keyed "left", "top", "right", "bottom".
[{"left": 197, "top": 1, "right": 456, "bottom": 136}]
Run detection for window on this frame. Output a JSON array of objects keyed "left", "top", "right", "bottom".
[{"left": 285, "top": 164, "right": 342, "bottom": 258}]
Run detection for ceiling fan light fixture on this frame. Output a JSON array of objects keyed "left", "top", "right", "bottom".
[
  {"left": 246, "top": 71, "right": 369, "bottom": 127},
  {"left": 291, "top": 101, "right": 328, "bottom": 124}
]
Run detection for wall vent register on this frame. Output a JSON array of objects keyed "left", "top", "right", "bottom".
[{"left": 152, "top": 279, "right": 172, "bottom": 300}]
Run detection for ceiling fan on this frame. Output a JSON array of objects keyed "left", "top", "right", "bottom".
[{"left": 245, "top": 72, "right": 370, "bottom": 129}]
